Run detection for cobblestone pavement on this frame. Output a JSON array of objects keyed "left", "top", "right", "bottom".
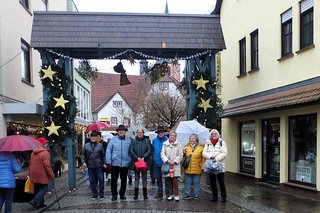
[{"left": 12, "top": 169, "right": 320, "bottom": 213}]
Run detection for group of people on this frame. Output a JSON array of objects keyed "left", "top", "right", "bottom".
[
  {"left": 81, "top": 124, "right": 228, "bottom": 203},
  {"left": 0, "top": 137, "right": 54, "bottom": 212}
]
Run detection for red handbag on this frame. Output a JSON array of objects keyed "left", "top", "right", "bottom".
[{"left": 135, "top": 159, "right": 148, "bottom": 172}]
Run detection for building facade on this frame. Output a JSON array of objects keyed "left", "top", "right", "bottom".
[
  {"left": 220, "top": 0, "right": 320, "bottom": 193},
  {"left": 0, "top": 0, "right": 81, "bottom": 137}
]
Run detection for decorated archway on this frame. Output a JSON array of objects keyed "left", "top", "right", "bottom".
[{"left": 30, "top": 4, "right": 225, "bottom": 189}]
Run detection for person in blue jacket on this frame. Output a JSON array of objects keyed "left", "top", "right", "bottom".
[
  {"left": 152, "top": 126, "right": 169, "bottom": 199},
  {"left": 0, "top": 152, "right": 21, "bottom": 213},
  {"left": 106, "top": 125, "right": 132, "bottom": 201}
]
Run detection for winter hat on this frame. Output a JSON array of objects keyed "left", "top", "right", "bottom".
[{"left": 38, "top": 137, "right": 48, "bottom": 145}]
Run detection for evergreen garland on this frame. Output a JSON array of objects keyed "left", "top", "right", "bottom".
[
  {"left": 39, "top": 63, "right": 77, "bottom": 143},
  {"left": 190, "top": 65, "right": 223, "bottom": 129}
]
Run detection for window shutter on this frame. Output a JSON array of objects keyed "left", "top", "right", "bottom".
[
  {"left": 281, "top": 8, "right": 292, "bottom": 23},
  {"left": 301, "top": 0, "right": 313, "bottom": 13}
]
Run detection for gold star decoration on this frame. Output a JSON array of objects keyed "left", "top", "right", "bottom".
[
  {"left": 192, "top": 75, "right": 209, "bottom": 90},
  {"left": 53, "top": 94, "right": 69, "bottom": 109},
  {"left": 45, "top": 121, "right": 61, "bottom": 136},
  {"left": 41, "top": 65, "right": 57, "bottom": 81},
  {"left": 198, "top": 98, "right": 213, "bottom": 113}
]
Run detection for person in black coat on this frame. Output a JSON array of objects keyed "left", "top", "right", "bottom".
[{"left": 130, "top": 128, "right": 152, "bottom": 200}]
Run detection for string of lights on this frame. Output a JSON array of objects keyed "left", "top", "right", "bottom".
[{"left": 46, "top": 49, "right": 212, "bottom": 62}]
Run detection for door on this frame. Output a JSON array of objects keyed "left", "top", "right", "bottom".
[{"left": 262, "top": 118, "right": 280, "bottom": 183}]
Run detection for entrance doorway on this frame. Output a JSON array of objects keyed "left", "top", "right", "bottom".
[{"left": 262, "top": 118, "right": 280, "bottom": 183}]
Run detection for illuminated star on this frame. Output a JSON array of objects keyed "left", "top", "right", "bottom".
[
  {"left": 53, "top": 94, "right": 69, "bottom": 109},
  {"left": 41, "top": 65, "right": 57, "bottom": 81},
  {"left": 192, "top": 75, "right": 209, "bottom": 90},
  {"left": 45, "top": 121, "right": 61, "bottom": 136},
  {"left": 198, "top": 98, "right": 213, "bottom": 113}
]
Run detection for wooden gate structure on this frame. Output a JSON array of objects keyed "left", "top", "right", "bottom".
[{"left": 30, "top": 1, "right": 225, "bottom": 189}]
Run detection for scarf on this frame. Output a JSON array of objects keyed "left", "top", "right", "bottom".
[{"left": 210, "top": 138, "right": 218, "bottom": 145}]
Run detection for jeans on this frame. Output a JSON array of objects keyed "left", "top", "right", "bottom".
[
  {"left": 31, "top": 184, "right": 48, "bottom": 207},
  {"left": 153, "top": 166, "right": 168, "bottom": 194},
  {"left": 88, "top": 167, "right": 105, "bottom": 197},
  {"left": 184, "top": 174, "right": 201, "bottom": 197},
  {"left": 0, "top": 188, "right": 14, "bottom": 213},
  {"left": 134, "top": 170, "right": 148, "bottom": 188},
  {"left": 209, "top": 172, "right": 226, "bottom": 200},
  {"left": 110, "top": 166, "right": 129, "bottom": 197}
]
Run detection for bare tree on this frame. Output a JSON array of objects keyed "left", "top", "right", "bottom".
[{"left": 142, "top": 92, "right": 186, "bottom": 129}]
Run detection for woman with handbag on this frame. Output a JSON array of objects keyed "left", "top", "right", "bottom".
[
  {"left": 202, "top": 129, "right": 228, "bottom": 203},
  {"left": 130, "top": 128, "right": 151, "bottom": 200},
  {"left": 161, "top": 131, "right": 183, "bottom": 202},
  {"left": 0, "top": 152, "right": 21, "bottom": 213},
  {"left": 28, "top": 138, "right": 55, "bottom": 209},
  {"left": 182, "top": 134, "right": 205, "bottom": 200}
]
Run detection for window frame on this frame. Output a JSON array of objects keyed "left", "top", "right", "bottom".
[
  {"left": 21, "top": 39, "right": 31, "bottom": 83},
  {"left": 300, "top": 5, "right": 313, "bottom": 49},
  {"left": 111, "top": 117, "right": 118, "bottom": 126},
  {"left": 159, "top": 81, "right": 169, "bottom": 90},
  {"left": 19, "top": 0, "right": 29, "bottom": 9},
  {"left": 250, "top": 30, "right": 259, "bottom": 70},
  {"left": 239, "top": 38, "right": 246, "bottom": 75},
  {"left": 113, "top": 101, "right": 122, "bottom": 108},
  {"left": 281, "top": 19, "right": 293, "bottom": 56}
]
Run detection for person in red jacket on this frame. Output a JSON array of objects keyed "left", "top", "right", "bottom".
[{"left": 28, "top": 138, "right": 54, "bottom": 209}]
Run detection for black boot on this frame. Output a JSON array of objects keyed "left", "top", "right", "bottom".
[
  {"left": 143, "top": 188, "right": 148, "bottom": 200},
  {"left": 128, "top": 176, "right": 132, "bottom": 185},
  {"left": 134, "top": 188, "right": 139, "bottom": 200}
]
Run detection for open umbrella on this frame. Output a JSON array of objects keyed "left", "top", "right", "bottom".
[
  {"left": 0, "top": 135, "right": 42, "bottom": 152},
  {"left": 144, "top": 131, "right": 157, "bottom": 142},
  {"left": 101, "top": 131, "right": 114, "bottom": 141},
  {"left": 85, "top": 122, "right": 111, "bottom": 133},
  {"left": 176, "top": 120, "right": 210, "bottom": 146},
  {"left": 126, "top": 124, "right": 148, "bottom": 139}
]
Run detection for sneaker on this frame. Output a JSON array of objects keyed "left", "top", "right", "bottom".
[
  {"left": 221, "top": 198, "right": 227, "bottom": 203},
  {"left": 166, "top": 196, "right": 173, "bottom": 201},
  {"left": 111, "top": 196, "right": 117, "bottom": 201},
  {"left": 194, "top": 196, "right": 199, "bottom": 200},
  {"left": 174, "top": 196, "right": 180, "bottom": 202},
  {"left": 91, "top": 196, "right": 98, "bottom": 200},
  {"left": 183, "top": 195, "right": 191, "bottom": 200},
  {"left": 120, "top": 195, "right": 126, "bottom": 200},
  {"left": 99, "top": 195, "right": 105, "bottom": 199}
]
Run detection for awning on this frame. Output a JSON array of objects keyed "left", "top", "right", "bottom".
[
  {"left": 222, "top": 81, "right": 320, "bottom": 117},
  {"left": 2, "top": 103, "right": 43, "bottom": 115}
]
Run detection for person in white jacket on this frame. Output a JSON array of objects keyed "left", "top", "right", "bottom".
[{"left": 202, "top": 129, "right": 228, "bottom": 203}]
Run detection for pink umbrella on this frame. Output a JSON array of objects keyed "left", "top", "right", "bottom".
[
  {"left": 85, "top": 122, "right": 111, "bottom": 133},
  {"left": 0, "top": 135, "right": 43, "bottom": 152}
]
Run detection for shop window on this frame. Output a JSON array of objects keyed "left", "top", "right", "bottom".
[
  {"left": 289, "top": 114, "right": 316, "bottom": 186},
  {"left": 240, "top": 122, "right": 255, "bottom": 174}
]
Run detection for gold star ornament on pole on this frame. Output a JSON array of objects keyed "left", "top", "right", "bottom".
[
  {"left": 53, "top": 94, "right": 69, "bottom": 109},
  {"left": 192, "top": 75, "right": 209, "bottom": 90},
  {"left": 198, "top": 98, "right": 213, "bottom": 113},
  {"left": 41, "top": 65, "right": 57, "bottom": 81},
  {"left": 45, "top": 121, "right": 61, "bottom": 136}
]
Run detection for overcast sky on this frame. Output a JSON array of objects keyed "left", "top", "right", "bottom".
[
  {"left": 73, "top": 0, "right": 217, "bottom": 76},
  {"left": 73, "top": 0, "right": 216, "bottom": 14}
]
